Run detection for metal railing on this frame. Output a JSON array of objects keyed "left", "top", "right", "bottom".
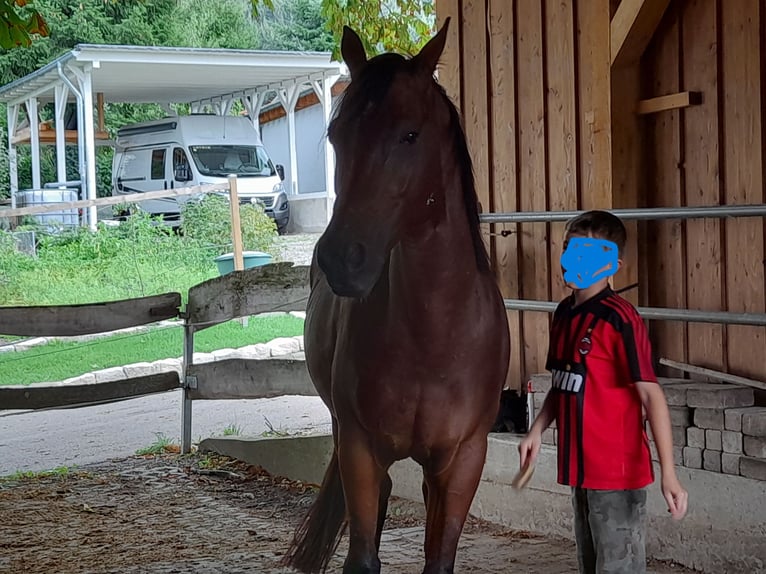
[{"left": 480, "top": 203, "right": 766, "bottom": 327}]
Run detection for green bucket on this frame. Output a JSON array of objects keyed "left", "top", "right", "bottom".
[{"left": 214, "top": 251, "right": 273, "bottom": 276}]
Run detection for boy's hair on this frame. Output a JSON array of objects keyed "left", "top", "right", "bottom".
[{"left": 565, "top": 210, "right": 627, "bottom": 256}]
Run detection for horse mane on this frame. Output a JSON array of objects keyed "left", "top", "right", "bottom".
[{"left": 329, "top": 54, "right": 492, "bottom": 274}]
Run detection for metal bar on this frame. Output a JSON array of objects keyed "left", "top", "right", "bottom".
[
  {"left": 180, "top": 323, "right": 195, "bottom": 455},
  {"left": 504, "top": 299, "right": 766, "bottom": 327},
  {"left": 481, "top": 204, "right": 766, "bottom": 223}
]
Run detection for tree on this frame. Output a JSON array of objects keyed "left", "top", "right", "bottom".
[{"left": 0, "top": 0, "right": 436, "bottom": 57}]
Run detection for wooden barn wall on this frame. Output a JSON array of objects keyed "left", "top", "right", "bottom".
[
  {"left": 642, "top": 0, "right": 766, "bottom": 383},
  {"left": 436, "top": 0, "right": 766, "bottom": 388},
  {"left": 436, "top": 0, "right": 614, "bottom": 388}
]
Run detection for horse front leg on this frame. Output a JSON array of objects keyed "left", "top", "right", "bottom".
[
  {"left": 421, "top": 434, "right": 488, "bottom": 574},
  {"left": 337, "top": 426, "right": 388, "bottom": 574}
]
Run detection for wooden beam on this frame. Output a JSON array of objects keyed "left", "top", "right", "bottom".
[
  {"left": 0, "top": 372, "right": 180, "bottom": 410},
  {"left": 187, "top": 358, "right": 317, "bottom": 400},
  {"left": 0, "top": 292, "right": 181, "bottom": 337},
  {"left": 611, "top": 0, "right": 672, "bottom": 68},
  {"left": 0, "top": 181, "right": 229, "bottom": 219},
  {"left": 637, "top": 91, "right": 702, "bottom": 115},
  {"left": 185, "top": 263, "right": 310, "bottom": 331},
  {"left": 659, "top": 358, "right": 766, "bottom": 392}
]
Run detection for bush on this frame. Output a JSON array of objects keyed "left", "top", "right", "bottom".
[{"left": 180, "top": 193, "right": 277, "bottom": 256}]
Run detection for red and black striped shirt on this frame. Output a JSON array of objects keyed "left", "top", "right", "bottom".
[{"left": 546, "top": 287, "right": 657, "bottom": 490}]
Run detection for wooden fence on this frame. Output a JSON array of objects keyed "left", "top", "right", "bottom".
[{"left": 0, "top": 263, "right": 314, "bottom": 454}]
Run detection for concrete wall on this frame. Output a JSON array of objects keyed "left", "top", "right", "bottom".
[
  {"left": 286, "top": 193, "right": 331, "bottom": 234},
  {"left": 202, "top": 432, "right": 766, "bottom": 573}
]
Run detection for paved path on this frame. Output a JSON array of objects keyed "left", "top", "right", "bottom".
[{"left": 0, "top": 393, "right": 332, "bottom": 475}]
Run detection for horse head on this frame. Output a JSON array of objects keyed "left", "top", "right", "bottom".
[{"left": 316, "top": 19, "right": 454, "bottom": 298}]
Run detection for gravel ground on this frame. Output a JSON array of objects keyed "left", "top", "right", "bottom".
[{"left": 0, "top": 453, "right": 698, "bottom": 574}]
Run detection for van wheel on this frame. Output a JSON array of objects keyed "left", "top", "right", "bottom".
[{"left": 277, "top": 223, "right": 288, "bottom": 236}]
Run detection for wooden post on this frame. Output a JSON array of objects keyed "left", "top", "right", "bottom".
[
  {"left": 96, "top": 92, "right": 105, "bottom": 133},
  {"left": 228, "top": 175, "right": 244, "bottom": 272}
]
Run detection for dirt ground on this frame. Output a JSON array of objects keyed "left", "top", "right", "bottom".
[{"left": 0, "top": 452, "right": 698, "bottom": 574}]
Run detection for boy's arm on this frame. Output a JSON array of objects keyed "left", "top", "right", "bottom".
[
  {"left": 636, "top": 381, "right": 689, "bottom": 520},
  {"left": 518, "top": 390, "right": 556, "bottom": 468},
  {"left": 529, "top": 390, "right": 557, "bottom": 435}
]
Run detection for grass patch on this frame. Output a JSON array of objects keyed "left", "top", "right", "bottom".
[
  {"left": 0, "top": 315, "right": 304, "bottom": 386},
  {"left": 136, "top": 432, "right": 179, "bottom": 456},
  {"left": 0, "top": 466, "right": 76, "bottom": 482},
  {"left": 222, "top": 423, "right": 242, "bottom": 437}
]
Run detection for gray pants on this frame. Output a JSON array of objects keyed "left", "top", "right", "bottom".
[{"left": 572, "top": 487, "right": 647, "bottom": 574}]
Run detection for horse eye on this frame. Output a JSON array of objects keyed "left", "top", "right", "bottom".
[{"left": 401, "top": 131, "right": 419, "bottom": 144}]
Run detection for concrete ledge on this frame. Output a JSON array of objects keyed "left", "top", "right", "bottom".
[{"left": 201, "top": 433, "right": 766, "bottom": 573}]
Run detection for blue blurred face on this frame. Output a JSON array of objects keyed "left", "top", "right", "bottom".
[{"left": 561, "top": 233, "right": 619, "bottom": 290}]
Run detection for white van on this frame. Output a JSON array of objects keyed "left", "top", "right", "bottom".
[{"left": 111, "top": 114, "right": 289, "bottom": 233}]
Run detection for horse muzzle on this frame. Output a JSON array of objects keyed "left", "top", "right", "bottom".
[{"left": 316, "top": 236, "right": 383, "bottom": 299}]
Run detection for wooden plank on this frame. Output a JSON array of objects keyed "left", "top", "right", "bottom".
[
  {"left": 0, "top": 181, "right": 230, "bottom": 219},
  {"left": 0, "top": 292, "right": 181, "bottom": 337},
  {"left": 11, "top": 126, "right": 110, "bottom": 145},
  {"left": 488, "top": 0, "right": 522, "bottom": 389},
  {"left": 721, "top": 1, "right": 766, "bottom": 381},
  {"left": 435, "top": 0, "right": 462, "bottom": 111},
  {"left": 611, "top": 0, "right": 673, "bottom": 67},
  {"left": 611, "top": 62, "right": 642, "bottom": 306},
  {"left": 659, "top": 358, "right": 766, "bottom": 392},
  {"left": 187, "top": 358, "right": 317, "bottom": 400},
  {"left": 682, "top": 0, "right": 725, "bottom": 371},
  {"left": 462, "top": 0, "right": 491, "bottom": 245},
  {"left": 228, "top": 175, "right": 244, "bottom": 272},
  {"left": 644, "top": 6, "right": 688, "bottom": 377},
  {"left": 577, "top": 0, "right": 613, "bottom": 209},
  {"left": 186, "top": 263, "right": 310, "bottom": 331},
  {"left": 636, "top": 91, "right": 702, "bottom": 115},
  {"left": 0, "top": 371, "right": 180, "bottom": 410},
  {"left": 546, "top": 0, "right": 579, "bottom": 303},
  {"left": 517, "top": 1, "right": 549, "bottom": 380}
]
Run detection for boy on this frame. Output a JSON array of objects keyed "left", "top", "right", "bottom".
[{"left": 518, "top": 210, "right": 688, "bottom": 574}]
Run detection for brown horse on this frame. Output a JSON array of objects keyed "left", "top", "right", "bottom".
[{"left": 283, "top": 18, "right": 510, "bottom": 574}]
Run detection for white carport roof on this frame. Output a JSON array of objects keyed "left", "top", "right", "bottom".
[
  {"left": 2, "top": 44, "right": 343, "bottom": 229},
  {"left": 0, "top": 44, "right": 343, "bottom": 105}
]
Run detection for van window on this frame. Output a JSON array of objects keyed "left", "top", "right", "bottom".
[
  {"left": 189, "top": 145, "right": 275, "bottom": 178},
  {"left": 151, "top": 149, "right": 166, "bottom": 180},
  {"left": 173, "top": 148, "right": 192, "bottom": 182},
  {"left": 117, "top": 151, "right": 145, "bottom": 182}
]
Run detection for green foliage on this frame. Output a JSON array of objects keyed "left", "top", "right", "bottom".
[
  {"left": 180, "top": 194, "right": 277, "bottom": 256},
  {"left": 254, "top": 0, "right": 334, "bottom": 52},
  {"left": 169, "top": 0, "right": 258, "bottom": 49}
]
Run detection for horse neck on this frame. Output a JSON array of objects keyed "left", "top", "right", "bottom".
[{"left": 388, "top": 159, "right": 484, "bottom": 301}]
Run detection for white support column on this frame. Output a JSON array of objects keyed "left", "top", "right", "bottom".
[
  {"left": 27, "top": 98, "right": 41, "bottom": 190},
  {"left": 54, "top": 84, "right": 69, "bottom": 184},
  {"left": 313, "top": 75, "right": 340, "bottom": 223},
  {"left": 242, "top": 90, "right": 269, "bottom": 132},
  {"left": 77, "top": 66, "right": 98, "bottom": 230},
  {"left": 6, "top": 104, "right": 19, "bottom": 209},
  {"left": 190, "top": 102, "right": 200, "bottom": 114},
  {"left": 277, "top": 84, "right": 302, "bottom": 195}
]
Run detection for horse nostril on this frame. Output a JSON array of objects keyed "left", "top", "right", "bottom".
[{"left": 345, "top": 242, "right": 366, "bottom": 271}]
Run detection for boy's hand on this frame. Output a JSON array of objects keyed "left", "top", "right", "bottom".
[
  {"left": 518, "top": 431, "right": 542, "bottom": 469},
  {"left": 661, "top": 473, "right": 688, "bottom": 520}
]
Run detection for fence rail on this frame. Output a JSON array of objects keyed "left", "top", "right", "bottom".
[
  {"left": 479, "top": 203, "right": 766, "bottom": 223},
  {"left": 0, "top": 182, "right": 230, "bottom": 219},
  {"left": 504, "top": 299, "right": 766, "bottom": 327}
]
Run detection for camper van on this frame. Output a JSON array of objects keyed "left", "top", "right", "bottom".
[{"left": 112, "top": 114, "right": 289, "bottom": 233}]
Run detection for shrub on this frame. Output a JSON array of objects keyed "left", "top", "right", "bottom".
[{"left": 180, "top": 193, "right": 277, "bottom": 256}]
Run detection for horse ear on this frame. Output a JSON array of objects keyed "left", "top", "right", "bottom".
[
  {"left": 341, "top": 25, "right": 367, "bottom": 78},
  {"left": 413, "top": 17, "right": 451, "bottom": 74}
]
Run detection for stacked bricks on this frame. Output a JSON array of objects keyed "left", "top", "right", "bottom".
[
  {"left": 529, "top": 374, "right": 557, "bottom": 447},
  {"left": 527, "top": 373, "right": 766, "bottom": 482}
]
